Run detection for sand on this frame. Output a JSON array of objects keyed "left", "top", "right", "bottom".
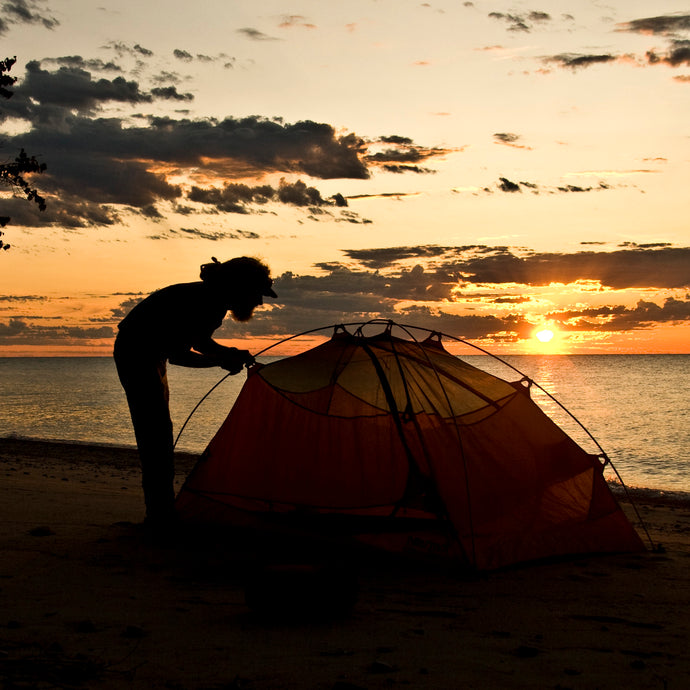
[{"left": 1, "top": 437, "right": 689, "bottom": 690}]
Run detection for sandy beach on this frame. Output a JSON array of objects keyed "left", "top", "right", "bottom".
[{"left": 1, "top": 437, "right": 688, "bottom": 689}]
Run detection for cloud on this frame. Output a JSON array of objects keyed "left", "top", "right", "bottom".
[
  {"left": 0, "top": 195, "right": 120, "bottom": 228},
  {"left": 173, "top": 49, "right": 193, "bottom": 62},
  {"left": 498, "top": 177, "right": 521, "bottom": 193},
  {"left": 102, "top": 41, "right": 155, "bottom": 59},
  {"left": 149, "top": 85, "right": 194, "bottom": 101},
  {"left": 3, "top": 61, "right": 156, "bottom": 119},
  {"left": 219, "top": 245, "right": 690, "bottom": 341},
  {"left": 535, "top": 13, "right": 690, "bottom": 74},
  {"left": 646, "top": 40, "right": 690, "bottom": 67},
  {"left": 541, "top": 53, "right": 618, "bottom": 70},
  {"left": 488, "top": 10, "right": 551, "bottom": 33},
  {"left": 110, "top": 297, "right": 143, "bottom": 321},
  {"left": 617, "top": 14, "right": 690, "bottom": 36},
  {"left": 364, "top": 136, "right": 454, "bottom": 172},
  {"left": 493, "top": 132, "right": 532, "bottom": 150},
  {"left": 42, "top": 56, "right": 123, "bottom": 72},
  {"left": 237, "top": 27, "right": 279, "bottom": 41},
  {"left": 538, "top": 15, "right": 690, "bottom": 74},
  {"left": 346, "top": 191, "right": 420, "bottom": 200},
  {"left": 3, "top": 70, "right": 376, "bottom": 224},
  {"left": 1, "top": 61, "right": 451, "bottom": 228},
  {"left": 278, "top": 15, "right": 316, "bottom": 30},
  {"left": 0, "top": 317, "right": 114, "bottom": 344},
  {"left": 339, "top": 244, "right": 690, "bottom": 290},
  {"left": 382, "top": 165, "right": 436, "bottom": 174},
  {"left": 0, "top": 294, "right": 46, "bottom": 302},
  {"left": 5, "top": 245, "right": 690, "bottom": 346},
  {"left": 147, "top": 227, "right": 260, "bottom": 241},
  {"left": 187, "top": 179, "right": 348, "bottom": 215},
  {"left": 453, "top": 177, "right": 618, "bottom": 196},
  {"left": 172, "top": 49, "right": 233, "bottom": 65},
  {"left": 0, "top": 0, "right": 59, "bottom": 36},
  {"left": 549, "top": 297, "right": 690, "bottom": 332}
]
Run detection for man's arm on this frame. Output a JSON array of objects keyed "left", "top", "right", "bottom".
[
  {"left": 167, "top": 350, "right": 218, "bottom": 368},
  {"left": 169, "top": 337, "right": 253, "bottom": 374}
]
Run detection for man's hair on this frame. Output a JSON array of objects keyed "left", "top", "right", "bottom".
[{"left": 200, "top": 256, "right": 274, "bottom": 295}]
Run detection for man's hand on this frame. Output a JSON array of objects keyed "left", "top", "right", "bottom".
[{"left": 218, "top": 347, "right": 254, "bottom": 375}]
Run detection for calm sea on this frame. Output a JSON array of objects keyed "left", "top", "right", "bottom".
[{"left": 0, "top": 355, "right": 688, "bottom": 495}]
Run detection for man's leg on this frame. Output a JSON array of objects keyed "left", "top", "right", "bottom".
[{"left": 115, "top": 352, "right": 176, "bottom": 523}]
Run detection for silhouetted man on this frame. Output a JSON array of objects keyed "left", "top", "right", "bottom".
[{"left": 114, "top": 256, "right": 277, "bottom": 529}]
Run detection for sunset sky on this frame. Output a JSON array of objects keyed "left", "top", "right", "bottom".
[{"left": 1, "top": 0, "right": 689, "bottom": 356}]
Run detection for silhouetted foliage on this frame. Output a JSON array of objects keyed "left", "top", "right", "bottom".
[
  {"left": 0, "top": 56, "right": 17, "bottom": 99},
  {"left": 1, "top": 56, "right": 47, "bottom": 251}
]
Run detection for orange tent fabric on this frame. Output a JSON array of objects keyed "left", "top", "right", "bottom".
[{"left": 176, "top": 327, "right": 644, "bottom": 569}]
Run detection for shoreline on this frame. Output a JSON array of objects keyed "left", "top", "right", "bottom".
[
  {"left": 3, "top": 434, "right": 690, "bottom": 506},
  {"left": 1, "top": 435, "right": 689, "bottom": 688}
]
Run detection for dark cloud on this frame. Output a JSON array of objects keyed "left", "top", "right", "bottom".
[
  {"left": 37, "top": 151, "right": 181, "bottom": 209},
  {"left": 540, "top": 15, "right": 690, "bottom": 72},
  {"left": 4, "top": 61, "right": 154, "bottom": 119},
  {"left": 1, "top": 62, "right": 450, "bottom": 228},
  {"left": 498, "top": 177, "right": 521, "bottom": 193},
  {"left": 172, "top": 50, "right": 233, "bottom": 65},
  {"left": 149, "top": 86, "right": 194, "bottom": 101},
  {"left": 494, "top": 132, "right": 519, "bottom": 144},
  {"left": 110, "top": 297, "right": 143, "bottom": 321},
  {"left": 0, "top": 294, "right": 46, "bottom": 302},
  {"left": 380, "top": 135, "right": 413, "bottom": 145},
  {"left": 0, "top": 195, "right": 120, "bottom": 227},
  {"left": 211, "top": 265, "right": 536, "bottom": 342},
  {"left": 339, "top": 244, "right": 690, "bottom": 290},
  {"left": 346, "top": 192, "right": 419, "bottom": 200},
  {"left": 490, "top": 296, "right": 532, "bottom": 304},
  {"left": 488, "top": 10, "right": 551, "bottom": 33},
  {"left": 302, "top": 262, "right": 457, "bottom": 301},
  {"left": 549, "top": 297, "right": 690, "bottom": 332},
  {"left": 0, "top": 0, "right": 59, "bottom": 36},
  {"left": 237, "top": 27, "right": 279, "bottom": 41},
  {"left": 397, "top": 307, "right": 533, "bottom": 340},
  {"left": 365, "top": 137, "right": 451, "bottom": 172},
  {"left": 42, "top": 56, "right": 122, "bottom": 72},
  {"left": 187, "top": 179, "right": 348, "bottom": 215},
  {"left": 541, "top": 53, "right": 618, "bottom": 70},
  {"left": 342, "top": 245, "right": 465, "bottom": 270},
  {"left": 493, "top": 132, "right": 532, "bottom": 150},
  {"left": 2, "top": 62, "right": 376, "bottom": 223},
  {"left": 646, "top": 40, "right": 690, "bottom": 67},
  {"left": 454, "top": 177, "right": 615, "bottom": 196},
  {"left": 8, "top": 245, "right": 687, "bottom": 346},
  {"left": 0, "top": 317, "right": 27, "bottom": 336},
  {"left": 382, "top": 164, "right": 435, "bottom": 174},
  {"left": 216, "top": 245, "right": 690, "bottom": 341},
  {"left": 617, "top": 14, "right": 690, "bottom": 36},
  {"left": 147, "top": 227, "right": 260, "bottom": 242},
  {"left": 133, "top": 44, "right": 153, "bottom": 57},
  {"left": 0, "top": 318, "right": 113, "bottom": 344},
  {"left": 150, "top": 70, "right": 185, "bottom": 85},
  {"left": 102, "top": 41, "right": 154, "bottom": 59}
]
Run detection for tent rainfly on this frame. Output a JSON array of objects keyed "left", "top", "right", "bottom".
[{"left": 176, "top": 322, "right": 645, "bottom": 570}]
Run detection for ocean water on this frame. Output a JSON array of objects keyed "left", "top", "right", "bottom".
[{"left": 0, "top": 354, "right": 688, "bottom": 494}]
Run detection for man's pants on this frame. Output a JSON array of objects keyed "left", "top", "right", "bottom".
[{"left": 114, "top": 337, "right": 176, "bottom": 521}]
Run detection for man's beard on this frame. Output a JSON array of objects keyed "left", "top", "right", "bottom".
[{"left": 230, "top": 305, "right": 255, "bottom": 322}]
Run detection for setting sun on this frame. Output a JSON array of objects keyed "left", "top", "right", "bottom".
[{"left": 535, "top": 329, "right": 555, "bottom": 343}]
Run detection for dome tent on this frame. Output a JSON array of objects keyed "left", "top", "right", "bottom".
[{"left": 175, "top": 321, "right": 644, "bottom": 570}]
